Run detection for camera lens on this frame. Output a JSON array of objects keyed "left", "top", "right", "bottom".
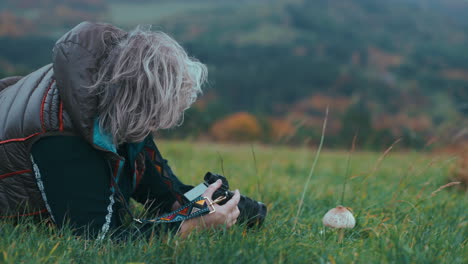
[
  {"left": 204, "top": 172, "right": 267, "bottom": 228},
  {"left": 237, "top": 195, "right": 267, "bottom": 227}
]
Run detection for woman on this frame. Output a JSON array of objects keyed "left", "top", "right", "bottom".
[{"left": 0, "top": 22, "right": 240, "bottom": 239}]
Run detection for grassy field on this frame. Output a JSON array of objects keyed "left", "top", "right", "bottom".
[{"left": 0, "top": 140, "right": 466, "bottom": 263}]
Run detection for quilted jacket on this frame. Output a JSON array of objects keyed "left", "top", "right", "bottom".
[{"left": 0, "top": 22, "right": 189, "bottom": 218}]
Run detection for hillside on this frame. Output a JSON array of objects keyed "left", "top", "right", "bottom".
[{"left": 0, "top": 0, "right": 467, "bottom": 148}]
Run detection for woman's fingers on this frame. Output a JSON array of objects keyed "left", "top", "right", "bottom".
[
  {"left": 224, "top": 189, "right": 241, "bottom": 210},
  {"left": 203, "top": 179, "right": 222, "bottom": 199},
  {"left": 183, "top": 185, "right": 241, "bottom": 231},
  {"left": 233, "top": 205, "right": 240, "bottom": 219},
  {"left": 227, "top": 207, "right": 240, "bottom": 227},
  {"left": 221, "top": 190, "right": 241, "bottom": 227}
]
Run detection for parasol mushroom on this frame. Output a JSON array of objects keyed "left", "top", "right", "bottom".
[{"left": 322, "top": 205, "right": 355, "bottom": 242}]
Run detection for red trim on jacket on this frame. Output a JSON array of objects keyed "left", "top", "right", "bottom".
[
  {"left": 0, "top": 169, "right": 32, "bottom": 180},
  {"left": 0, "top": 209, "right": 47, "bottom": 218},
  {"left": 58, "top": 101, "right": 64, "bottom": 131},
  {"left": 0, "top": 133, "right": 43, "bottom": 145}
]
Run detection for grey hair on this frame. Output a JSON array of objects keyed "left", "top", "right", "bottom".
[{"left": 90, "top": 25, "right": 207, "bottom": 145}]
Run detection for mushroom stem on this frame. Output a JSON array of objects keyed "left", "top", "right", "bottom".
[{"left": 338, "top": 229, "right": 345, "bottom": 243}]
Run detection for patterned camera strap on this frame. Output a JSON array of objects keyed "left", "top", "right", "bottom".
[
  {"left": 110, "top": 172, "right": 211, "bottom": 224},
  {"left": 134, "top": 196, "right": 211, "bottom": 224}
]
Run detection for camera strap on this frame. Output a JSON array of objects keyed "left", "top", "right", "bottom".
[
  {"left": 133, "top": 196, "right": 212, "bottom": 224},
  {"left": 108, "top": 165, "right": 213, "bottom": 224}
]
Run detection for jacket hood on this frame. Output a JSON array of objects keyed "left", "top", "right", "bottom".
[{"left": 52, "top": 21, "right": 127, "bottom": 146}]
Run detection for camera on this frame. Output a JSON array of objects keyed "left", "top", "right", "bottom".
[
  {"left": 204, "top": 172, "right": 267, "bottom": 228},
  {"left": 184, "top": 172, "right": 267, "bottom": 228}
]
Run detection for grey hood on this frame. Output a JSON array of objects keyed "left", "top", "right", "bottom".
[{"left": 52, "top": 21, "right": 126, "bottom": 144}]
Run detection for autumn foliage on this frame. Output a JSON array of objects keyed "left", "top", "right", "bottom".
[
  {"left": 269, "top": 118, "right": 296, "bottom": 142},
  {"left": 0, "top": 12, "right": 34, "bottom": 37},
  {"left": 210, "top": 112, "right": 262, "bottom": 142}
]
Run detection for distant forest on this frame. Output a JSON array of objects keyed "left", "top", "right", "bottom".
[{"left": 1, "top": 0, "right": 467, "bottom": 149}]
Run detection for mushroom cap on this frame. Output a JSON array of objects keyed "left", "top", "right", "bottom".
[{"left": 322, "top": 205, "right": 356, "bottom": 228}]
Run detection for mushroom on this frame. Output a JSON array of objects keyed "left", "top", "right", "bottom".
[{"left": 322, "top": 205, "right": 355, "bottom": 242}]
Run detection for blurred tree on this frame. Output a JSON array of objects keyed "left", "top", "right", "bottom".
[
  {"left": 210, "top": 112, "right": 262, "bottom": 142},
  {"left": 268, "top": 118, "right": 296, "bottom": 143},
  {"left": 339, "top": 97, "right": 372, "bottom": 148}
]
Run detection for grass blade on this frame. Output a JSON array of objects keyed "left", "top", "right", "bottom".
[
  {"left": 250, "top": 144, "right": 263, "bottom": 201},
  {"left": 340, "top": 133, "right": 357, "bottom": 205},
  {"left": 292, "top": 107, "right": 328, "bottom": 232}
]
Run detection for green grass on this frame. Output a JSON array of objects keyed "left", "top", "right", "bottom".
[{"left": 1, "top": 141, "right": 467, "bottom": 263}]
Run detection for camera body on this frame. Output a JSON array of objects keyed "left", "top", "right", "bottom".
[{"left": 184, "top": 172, "right": 267, "bottom": 228}]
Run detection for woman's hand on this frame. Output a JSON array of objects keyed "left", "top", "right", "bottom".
[{"left": 178, "top": 179, "right": 241, "bottom": 236}]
